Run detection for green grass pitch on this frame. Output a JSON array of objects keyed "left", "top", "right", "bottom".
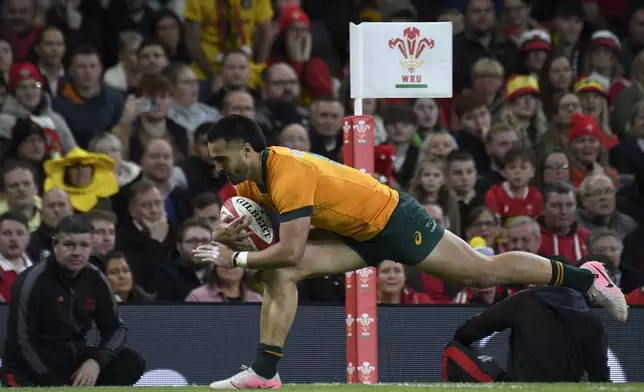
[{"left": 12, "top": 384, "right": 644, "bottom": 392}]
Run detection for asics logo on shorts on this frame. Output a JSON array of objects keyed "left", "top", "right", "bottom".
[{"left": 414, "top": 231, "right": 422, "bottom": 245}]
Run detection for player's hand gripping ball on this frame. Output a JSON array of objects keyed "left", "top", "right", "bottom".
[{"left": 218, "top": 197, "right": 276, "bottom": 251}]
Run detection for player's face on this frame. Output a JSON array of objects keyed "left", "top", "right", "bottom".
[{"left": 208, "top": 139, "right": 252, "bottom": 184}]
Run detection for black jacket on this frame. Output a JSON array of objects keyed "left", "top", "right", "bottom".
[
  {"left": 152, "top": 256, "right": 205, "bottom": 301},
  {"left": 453, "top": 287, "right": 609, "bottom": 382},
  {"left": 116, "top": 221, "right": 176, "bottom": 293},
  {"left": 2, "top": 258, "right": 126, "bottom": 385},
  {"left": 26, "top": 223, "right": 55, "bottom": 264}
]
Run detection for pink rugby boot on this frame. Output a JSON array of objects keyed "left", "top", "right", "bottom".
[
  {"left": 581, "top": 261, "right": 628, "bottom": 322},
  {"left": 209, "top": 366, "right": 282, "bottom": 389}
]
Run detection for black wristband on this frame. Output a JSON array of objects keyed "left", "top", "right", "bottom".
[{"left": 232, "top": 252, "right": 240, "bottom": 267}]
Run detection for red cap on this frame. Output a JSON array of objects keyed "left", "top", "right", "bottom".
[
  {"left": 278, "top": 5, "right": 311, "bottom": 34},
  {"left": 590, "top": 30, "right": 621, "bottom": 51},
  {"left": 568, "top": 113, "right": 606, "bottom": 145},
  {"left": 8, "top": 62, "right": 44, "bottom": 93},
  {"left": 518, "top": 30, "right": 552, "bottom": 54}
]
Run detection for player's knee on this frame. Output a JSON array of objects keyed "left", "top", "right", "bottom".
[{"left": 260, "top": 268, "right": 299, "bottom": 287}]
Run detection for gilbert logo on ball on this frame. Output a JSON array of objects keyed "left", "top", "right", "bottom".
[{"left": 220, "top": 197, "right": 275, "bottom": 251}]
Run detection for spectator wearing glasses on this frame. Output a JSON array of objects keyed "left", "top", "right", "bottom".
[
  {"left": 0, "top": 62, "right": 76, "bottom": 159},
  {"left": 115, "top": 179, "right": 175, "bottom": 292},
  {"left": 577, "top": 174, "right": 637, "bottom": 237},
  {"left": 465, "top": 205, "right": 503, "bottom": 254},
  {"left": 164, "top": 63, "right": 220, "bottom": 137},
  {"left": 535, "top": 149, "right": 571, "bottom": 191},
  {"left": 153, "top": 218, "right": 212, "bottom": 301},
  {"left": 256, "top": 62, "right": 309, "bottom": 144}
]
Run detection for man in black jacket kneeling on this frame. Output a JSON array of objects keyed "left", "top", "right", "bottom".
[
  {"left": 1, "top": 215, "right": 145, "bottom": 387},
  {"left": 444, "top": 263, "right": 610, "bottom": 383}
]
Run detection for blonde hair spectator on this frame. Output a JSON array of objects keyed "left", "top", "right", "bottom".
[
  {"left": 418, "top": 130, "right": 458, "bottom": 162},
  {"left": 103, "top": 30, "right": 143, "bottom": 92},
  {"left": 88, "top": 133, "right": 141, "bottom": 187}
]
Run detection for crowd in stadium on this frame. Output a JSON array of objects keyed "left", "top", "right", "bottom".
[{"left": 0, "top": 0, "right": 642, "bottom": 308}]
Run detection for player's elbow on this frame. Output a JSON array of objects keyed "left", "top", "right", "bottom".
[{"left": 282, "top": 249, "right": 303, "bottom": 267}]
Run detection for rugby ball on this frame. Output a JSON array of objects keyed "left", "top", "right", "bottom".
[{"left": 220, "top": 197, "right": 276, "bottom": 251}]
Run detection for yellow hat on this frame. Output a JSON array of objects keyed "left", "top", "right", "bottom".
[
  {"left": 574, "top": 77, "right": 608, "bottom": 98},
  {"left": 469, "top": 236, "right": 487, "bottom": 249},
  {"left": 504, "top": 74, "right": 539, "bottom": 101},
  {"left": 44, "top": 147, "right": 119, "bottom": 212}
]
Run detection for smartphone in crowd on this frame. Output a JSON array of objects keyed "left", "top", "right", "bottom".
[{"left": 135, "top": 98, "right": 157, "bottom": 113}]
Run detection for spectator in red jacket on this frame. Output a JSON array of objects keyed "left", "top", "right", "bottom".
[
  {"left": 485, "top": 147, "right": 543, "bottom": 224},
  {"left": 538, "top": 181, "right": 590, "bottom": 265},
  {"left": 377, "top": 260, "right": 432, "bottom": 304},
  {"left": 269, "top": 4, "right": 332, "bottom": 101},
  {"left": 0, "top": 0, "right": 41, "bottom": 62},
  {"left": 0, "top": 211, "right": 33, "bottom": 302}
]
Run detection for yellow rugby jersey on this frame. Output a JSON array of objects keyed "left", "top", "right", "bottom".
[
  {"left": 236, "top": 147, "right": 399, "bottom": 241},
  {"left": 183, "top": 0, "right": 273, "bottom": 83}
]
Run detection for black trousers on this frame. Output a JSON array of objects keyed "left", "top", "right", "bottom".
[{"left": 1, "top": 348, "right": 146, "bottom": 387}]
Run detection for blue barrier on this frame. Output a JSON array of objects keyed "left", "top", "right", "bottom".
[{"left": 0, "top": 304, "right": 640, "bottom": 385}]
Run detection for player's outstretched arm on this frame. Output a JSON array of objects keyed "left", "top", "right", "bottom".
[
  {"left": 193, "top": 217, "right": 311, "bottom": 269},
  {"left": 242, "top": 216, "right": 311, "bottom": 269}
]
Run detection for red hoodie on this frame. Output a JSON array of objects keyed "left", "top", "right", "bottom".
[{"left": 538, "top": 218, "right": 590, "bottom": 266}]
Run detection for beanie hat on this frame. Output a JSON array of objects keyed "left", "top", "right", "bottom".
[{"left": 8, "top": 62, "right": 44, "bottom": 94}]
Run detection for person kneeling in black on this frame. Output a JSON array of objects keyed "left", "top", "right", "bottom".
[
  {"left": 444, "top": 263, "right": 610, "bottom": 382},
  {"left": 1, "top": 215, "right": 146, "bottom": 387}
]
